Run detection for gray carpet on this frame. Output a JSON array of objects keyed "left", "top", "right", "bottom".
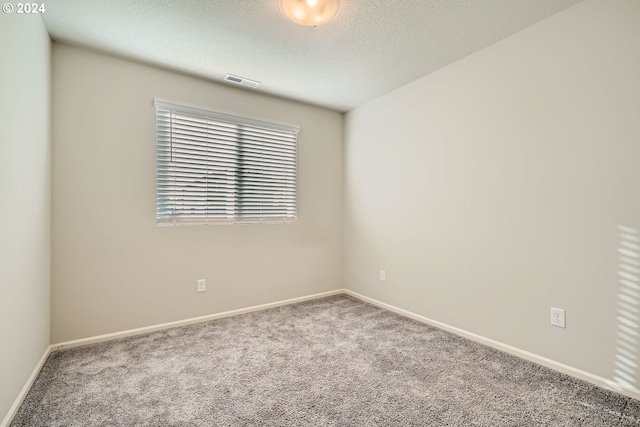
[{"left": 11, "top": 295, "right": 640, "bottom": 426}]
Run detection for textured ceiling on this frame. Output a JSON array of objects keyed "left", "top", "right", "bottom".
[{"left": 41, "top": 0, "right": 582, "bottom": 112}]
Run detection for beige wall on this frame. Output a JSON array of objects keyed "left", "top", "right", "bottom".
[
  {"left": 344, "top": 0, "right": 640, "bottom": 392},
  {"left": 51, "top": 44, "right": 343, "bottom": 343},
  {"left": 0, "top": 14, "right": 51, "bottom": 423}
]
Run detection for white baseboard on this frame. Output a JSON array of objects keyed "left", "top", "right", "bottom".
[
  {"left": 345, "top": 289, "right": 640, "bottom": 401},
  {"left": 52, "top": 289, "right": 344, "bottom": 352},
  {"left": 1, "top": 345, "right": 52, "bottom": 427}
]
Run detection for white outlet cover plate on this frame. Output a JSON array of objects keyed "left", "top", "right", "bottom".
[
  {"left": 379, "top": 270, "right": 386, "bottom": 282},
  {"left": 550, "top": 307, "right": 566, "bottom": 328},
  {"left": 197, "top": 279, "right": 206, "bottom": 292}
]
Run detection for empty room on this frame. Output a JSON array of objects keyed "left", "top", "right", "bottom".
[{"left": 1, "top": 0, "right": 639, "bottom": 425}]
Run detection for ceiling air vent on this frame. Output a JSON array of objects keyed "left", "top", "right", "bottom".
[{"left": 224, "top": 74, "right": 260, "bottom": 89}]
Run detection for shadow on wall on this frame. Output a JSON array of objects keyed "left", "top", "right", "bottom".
[{"left": 609, "top": 225, "right": 640, "bottom": 394}]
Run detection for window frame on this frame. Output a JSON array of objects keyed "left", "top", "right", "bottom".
[{"left": 154, "top": 98, "right": 299, "bottom": 226}]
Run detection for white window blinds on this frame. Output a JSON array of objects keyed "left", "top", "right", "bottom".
[{"left": 155, "top": 98, "right": 299, "bottom": 225}]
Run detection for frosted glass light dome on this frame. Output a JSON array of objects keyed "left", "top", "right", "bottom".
[{"left": 279, "top": 0, "right": 342, "bottom": 27}]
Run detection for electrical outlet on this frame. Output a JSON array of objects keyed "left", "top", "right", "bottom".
[
  {"left": 197, "top": 279, "right": 206, "bottom": 293},
  {"left": 379, "top": 270, "right": 386, "bottom": 282},
  {"left": 551, "top": 307, "right": 565, "bottom": 328}
]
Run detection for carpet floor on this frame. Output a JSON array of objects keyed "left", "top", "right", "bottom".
[{"left": 11, "top": 295, "right": 640, "bottom": 426}]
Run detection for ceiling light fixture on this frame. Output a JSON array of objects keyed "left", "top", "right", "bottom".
[{"left": 279, "top": 0, "right": 342, "bottom": 27}]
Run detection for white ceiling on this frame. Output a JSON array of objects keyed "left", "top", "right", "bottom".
[{"left": 41, "top": 0, "right": 582, "bottom": 112}]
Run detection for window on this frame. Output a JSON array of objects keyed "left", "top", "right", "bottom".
[{"left": 155, "top": 98, "right": 299, "bottom": 225}]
